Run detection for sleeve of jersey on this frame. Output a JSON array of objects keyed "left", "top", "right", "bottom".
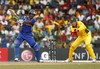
[
  {"left": 77, "top": 21, "right": 86, "bottom": 32},
  {"left": 31, "top": 19, "right": 36, "bottom": 26}
]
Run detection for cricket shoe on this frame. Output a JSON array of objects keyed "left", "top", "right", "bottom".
[
  {"left": 37, "top": 59, "right": 44, "bottom": 63},
  {"left": 39, "top": 60, "right": 44, "bottom": 63},
  {"left": 92, "top": 59, "right": 96, "bottom": 63},
  {"left": 14, "top": 58, "right": 20, "bottom": 62},
  {"left": 65, "top": 59, "right": 73, "bottom": 62}
]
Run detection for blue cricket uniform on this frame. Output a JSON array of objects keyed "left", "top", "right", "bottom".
[{"left": 13, "top": 16, "right": 40, "bottom": 62}]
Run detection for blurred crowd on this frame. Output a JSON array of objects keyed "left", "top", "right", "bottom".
[{"left": 0, "top": 0, "right": 100, "bottom": 48}]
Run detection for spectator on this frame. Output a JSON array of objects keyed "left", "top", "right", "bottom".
[
  {"left": 1, "top": 34, "right": 8, "bottom": 48},
  {"left": 44, "top": 12, "right": 53, "bottom": 20},
  {"left": 60, "top": 30, "right": 67, "bottom": 48},
  {"left": 68, "top": 5, "right": 76, "bottom": 16},
  {"left": 58, "top": 0, "right": 65, "bottom": 6},
  {"left": 0, "top": 0, "right": 100, "bottom": 49},
  {"left": 1, "top": 28, "right": 9, "bottom": 36},
  {"left": 94, "top": 17, "right": 100, "bottom": 30},
  {"left": 70, "top": 0, "right": 77, "bottom": 7},
  {"left": 77, "top": 11, "right": 85, "bottom": 21},
  {"left": 96, "top": 0, "right": 100, "bottom": 10},
  {"left": 43, "top": 6, "right": 51, "bottom": 15},
  {"left": 8, "top": 0, "right": 16, "bottom": 5},
  {"left": 92, "top": 30, "right": 100, "bottom": 47},
  {"left": 0, "top": 18, "right": 8, "bottom": 26},
  {"left": 17, "top": 7, "right": 25, "bottom": 15},
  {"left": 0, "top": 0, "right": 8, "bottom": 5},
  {"left": 12, "top": 22, "right": 20, "bottom": 34}
]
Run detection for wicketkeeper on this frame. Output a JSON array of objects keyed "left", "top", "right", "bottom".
[{"left": 65, "top": 18, "right": 96, "bottom": 63}]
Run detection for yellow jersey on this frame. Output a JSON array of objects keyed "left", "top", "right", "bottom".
[{"left": 71, "top": 21, "right": 90, "bottom": 36}]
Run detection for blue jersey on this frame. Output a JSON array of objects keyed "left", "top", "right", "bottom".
[
  {"left": 13, "top": 16, "right": 40, "bottom": 62},
  {"left": 20, "top": 17, "right": 36, "bottom": 33}
]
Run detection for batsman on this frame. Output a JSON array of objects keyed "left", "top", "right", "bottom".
[
  {"left": 12, "top": 11, "right": 41, "bottom": 62},
  {"left": 66, "top": 18, "right": 96, "bottom": 63}
]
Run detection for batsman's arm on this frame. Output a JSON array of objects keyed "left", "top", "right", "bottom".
[
  {"left": 24, "top": 21, "right": 32, "bottom": 25},
  {"left": 23, "top": 19, "right": 36, "bottom": 26},
  {"left": 9, "top": 9, "right": 18, "bottom": 19}
]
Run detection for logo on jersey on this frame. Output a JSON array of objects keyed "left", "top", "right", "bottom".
[{"left": 21, "top": 50, "right": 33, "bottom": 62}]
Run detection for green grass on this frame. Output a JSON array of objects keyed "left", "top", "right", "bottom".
[{"left": 0, "top": 62, "right": 100, "bottom": 69}]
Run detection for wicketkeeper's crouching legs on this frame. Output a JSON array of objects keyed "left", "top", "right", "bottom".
[
  {"left": 86, "top": 44, "right": 96, "bottom": 59},
  {"left": 68, "top": 46, "right": 76, "bottom": 61},
  {"left": 67, "top": 44, "right": 96, "bottom": 62}
]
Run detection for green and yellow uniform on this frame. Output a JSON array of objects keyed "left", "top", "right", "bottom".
[{"left": 69, "top": 21, "right": 96, "bottom": 60}]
